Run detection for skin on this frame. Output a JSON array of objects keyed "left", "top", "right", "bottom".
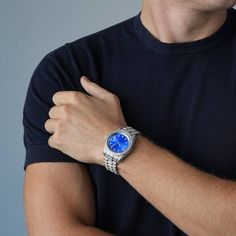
[
  {"left": 140, "top": 0, "right": 236, "bottom": 43},
  {"left": 24, "top": 1, "right": 236, "bottom": 235},
  {"left": 24, "top": 163, "right": 112, "bottom": 236}
]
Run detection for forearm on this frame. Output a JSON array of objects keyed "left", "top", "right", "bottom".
[
  {"left": 28, "top": 223, "right": 114, "bottom": 236},
  {"left": 118, "top": 135, "right": 236, "bottom": 235}
]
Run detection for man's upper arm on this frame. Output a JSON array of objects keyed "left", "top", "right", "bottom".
[
  {"left": 24, "top": 162, "right": 95, "bottom": 236},
  {"left": 22, "top": 45, "right": 100, "bottom": 235}
]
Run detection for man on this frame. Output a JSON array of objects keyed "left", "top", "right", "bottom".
[{"left": 23, "top": 0, "right": 236, "bottom": 235}]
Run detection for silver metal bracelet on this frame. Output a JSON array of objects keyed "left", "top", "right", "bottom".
[{"left": 104, "top": 154, "right": 119, "bottom": 175}]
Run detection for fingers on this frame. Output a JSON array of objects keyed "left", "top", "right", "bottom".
[
  {"left": 80, "top": 76, "right": 117, "bottom": 102},
  {"left": 48, "top": 106, "right": 59, "bottom": 119},
  {"left": 44, "top": 118, "right": 58, "bottom": 134},
  {"left": 48, "top": 105, "right": 68, "bottom": 119},
  {"left": 52, "top": 91, "right": 81, "bottom": 105},
  {"left": 52, "top": 76, "right": 119, "bottom": 106}
]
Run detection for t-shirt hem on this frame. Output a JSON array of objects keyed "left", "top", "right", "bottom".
[{"left": 24, "top": 144, "right": 80, "bottom": 171}]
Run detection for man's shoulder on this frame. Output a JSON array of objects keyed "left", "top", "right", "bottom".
[
  {"left": 31, "top": 14, "right": 137, "bottom": 92},
  {"left": 68, "top": 15, "right": 136, "bottom": 47},
  {"left": 46, "top": 14, "right": 136, "bottom": 59}
]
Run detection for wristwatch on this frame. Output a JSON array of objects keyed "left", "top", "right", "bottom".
[{"left": 103, "top": 126, "right": 141, "bottom": 175}]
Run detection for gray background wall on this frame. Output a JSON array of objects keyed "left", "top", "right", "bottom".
[{"left": 0, "top": 1, "right": 141, "bottom": 235}]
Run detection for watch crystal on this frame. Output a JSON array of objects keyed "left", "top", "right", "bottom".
[{"left": 107, "top": 132, "right": 130, "bottom": 153}]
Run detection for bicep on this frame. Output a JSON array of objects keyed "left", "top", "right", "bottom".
[{"left": 24, "top": 162, "right": 95, "bottom": 236}]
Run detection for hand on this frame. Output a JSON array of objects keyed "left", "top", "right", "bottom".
[{"left": 44, "top": 76, "right": 127, "bottom": 165}]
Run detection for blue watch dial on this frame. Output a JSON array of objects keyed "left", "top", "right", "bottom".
[{"left": 107, "top": 132, "right": 130, "bottom": 153}]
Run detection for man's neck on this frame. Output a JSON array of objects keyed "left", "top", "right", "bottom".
[{"left": 141, "top": 1, "right": 227, "bottom": 43}]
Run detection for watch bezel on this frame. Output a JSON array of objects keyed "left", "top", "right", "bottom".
[{"left": 104, "top": 128, "right": 135, "bottom": 161}]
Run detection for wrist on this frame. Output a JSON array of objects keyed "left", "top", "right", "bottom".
[
  {"left": 117, "top": 135, "right": 151, "bottom": 177},
  {"left": 102, "top": 126, "right": 142, "bottom": 175}
]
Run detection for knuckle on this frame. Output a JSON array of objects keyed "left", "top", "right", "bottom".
[
  {"left": 70, "top": 92, "right": 80, "bottom": 103},
  {"left": 110, "top": 94, "right": 120, "bottom": 103},
  {"left": 44, "top": 119, "right": 50, "bottom": 131},
  {"left": 48, "top": 108, "right": 52, "bottom": 117},
  {"left": 48, "top": 135, "right": 54, "bottom": 148},
  {"left": 60, "top": 105, "right": 69, "bottom": 114},
  {"left": 61, "top": 105, "right": 72, "bottom": 120},
  {"left": 44, "top": 119, "right": 48, "bottom": 127},
  {"left": 53, "top": 132, "right": 63, "bottom": 147},
  {"left": 48, "top": 106, "right": 55, "bottom": 117},
  {"left": 56, "top": 120, "right": 64, "bottom": 132},
  {"left": 52, "top": 92, "right": 59, "bottom": 103}
]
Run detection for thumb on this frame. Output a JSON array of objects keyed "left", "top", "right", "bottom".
[{"left": 80, "top": 76, "right": 114, "bottom": 102}]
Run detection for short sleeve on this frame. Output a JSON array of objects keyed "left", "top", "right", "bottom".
[{"left": 22, "top": 45, "right": 83, "bottom": 170}]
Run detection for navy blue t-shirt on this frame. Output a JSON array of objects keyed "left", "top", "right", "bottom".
[{"left": 23, "top": 8, "right": 236, "bottom": 235}]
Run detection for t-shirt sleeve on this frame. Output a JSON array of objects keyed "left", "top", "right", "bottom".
[{"left": 23, "top": 45, "right": 84, "bottom": 170}]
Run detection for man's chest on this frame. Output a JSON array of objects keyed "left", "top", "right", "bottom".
[{"left": 100, "top": 54, "right": 236, "bottom": 179}]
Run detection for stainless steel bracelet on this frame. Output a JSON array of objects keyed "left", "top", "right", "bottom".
[
  {"left": 122, "top": 126, "right": 140, "bottom": 137},
  {"left": 104, "top": 154, "right": 119, "bottom": 175}
]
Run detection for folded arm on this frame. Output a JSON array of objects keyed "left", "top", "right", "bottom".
[
  {"left": 118, "top": 135, "right": 236, "bottom": 236},
  {"left": 24, "top": 162, "right": 113, "bottom": 236}
]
